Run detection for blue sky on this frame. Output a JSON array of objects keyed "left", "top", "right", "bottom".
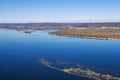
[{"left": 0, "top": 0, "right": 120, "bottom": 23}]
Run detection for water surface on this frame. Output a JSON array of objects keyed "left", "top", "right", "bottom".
[{"left": 0, "top": 29, "right": 120, "bottom": 80}]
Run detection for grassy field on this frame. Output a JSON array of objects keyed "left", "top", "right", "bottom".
[
  {"left": 63, "top": 68, "right": 120, "bottom": 80},
  {"left": 49, "top": 28, "right": 120, "bottom": 40}
]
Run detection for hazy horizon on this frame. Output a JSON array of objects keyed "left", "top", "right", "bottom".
[{"left": 0, "top": 0, "right": 120, "bottom": 23}]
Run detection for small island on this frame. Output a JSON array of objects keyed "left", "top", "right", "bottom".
[{"left": 39, "top": 58, "right": 120, "bottom": 80}]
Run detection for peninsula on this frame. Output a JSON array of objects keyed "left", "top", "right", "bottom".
[{"left": 49, "top": 27, "right": 120, "bottom": 40}]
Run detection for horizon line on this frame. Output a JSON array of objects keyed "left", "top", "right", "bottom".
[{"left": 0, "top": 21, "right": 120, "bottom": 24}]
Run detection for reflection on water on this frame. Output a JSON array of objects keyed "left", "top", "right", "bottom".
[{"left": 0, "top": 29, "right": 120, "bottom": 80}]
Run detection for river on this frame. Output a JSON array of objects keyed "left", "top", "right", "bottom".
[{"left": 0, "top": 29, "right": 120, "bottom": 80}]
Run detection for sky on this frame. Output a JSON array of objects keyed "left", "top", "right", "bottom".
[{"left": 0, "top": 0, "right": 120, "bottom": 23}]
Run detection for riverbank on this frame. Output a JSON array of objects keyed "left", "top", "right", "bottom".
[
  {"left": 49, "top": 28, "right": 120, "bottom": 40},
  {"left": 1, "top": 27, "right": 120, "bottom": 40}
]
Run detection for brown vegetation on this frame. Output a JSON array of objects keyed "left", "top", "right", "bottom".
[{"left": 49, "top": 28, "right": 120, "bottom": 39}]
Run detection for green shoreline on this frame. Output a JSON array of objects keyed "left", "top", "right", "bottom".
[{"left": 39, "top": 58, "right": 120, "bottom": 80}]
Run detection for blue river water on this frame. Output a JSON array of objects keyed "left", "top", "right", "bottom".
[{"left": 0, "top": 29, "right": 120, "bottom": 80}]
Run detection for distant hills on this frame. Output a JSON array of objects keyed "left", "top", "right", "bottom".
[{"left": 0, "top": 22, "right": 120, "bottom": 28}]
